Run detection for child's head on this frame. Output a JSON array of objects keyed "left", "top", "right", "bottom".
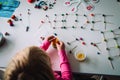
[{"left": 4, "top": 46, "right": 55, "bottom": 80}]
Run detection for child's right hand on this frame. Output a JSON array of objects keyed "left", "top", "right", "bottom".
[
  {"left": 45, "top": 35, "right": 56, "bottom": 43},
  {"left": 56, "top": 41, "right": 65, "bottom": 51}
]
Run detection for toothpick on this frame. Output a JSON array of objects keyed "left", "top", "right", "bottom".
[
  {"left": 108, "top": 57, "right": 114, "bottom": 69},
  {"left": 69, "top": 45, "right": 78, "bottom": 54}
]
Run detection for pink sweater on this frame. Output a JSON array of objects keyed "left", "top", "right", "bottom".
[{"left": 40, "top": 40, "right": 72, "bottom": 80}]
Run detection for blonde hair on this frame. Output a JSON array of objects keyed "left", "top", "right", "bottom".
[{"left": 4, "top": 46, "right": 55, "bottom": 80}]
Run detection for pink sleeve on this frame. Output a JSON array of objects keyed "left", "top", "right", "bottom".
[
  {"left": 40, "top": 40, "right": 51, "bottom": 51},
  {"left": 58, "top": 50, "right": 72, "bottom": 80}
]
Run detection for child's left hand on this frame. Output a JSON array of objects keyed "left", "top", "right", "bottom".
[{"left": 45, "top": 35, "right": 56, "bottom": 43}]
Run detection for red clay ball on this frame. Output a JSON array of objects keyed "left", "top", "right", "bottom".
[{"left": 27, "top": 0, "right": 35, "bottom": 3}]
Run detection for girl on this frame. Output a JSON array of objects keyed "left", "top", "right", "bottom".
[{"left": 4, "top": 35, "right": 72, "bottom": 80}]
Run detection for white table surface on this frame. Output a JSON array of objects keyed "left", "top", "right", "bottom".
[{"left": 0, "top": 0, "right": 120, "bottom": 76}]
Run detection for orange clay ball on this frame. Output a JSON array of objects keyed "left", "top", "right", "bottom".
[{"left": 51, "top": 38, "right": 59, "bottom": 48}]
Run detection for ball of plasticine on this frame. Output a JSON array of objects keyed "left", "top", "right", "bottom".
[
  {"left": 27, "top": 0, "right": 35, "bottom": 3},
  {"left": 51, "top": 38, "right": 59, "bottom": 48}
]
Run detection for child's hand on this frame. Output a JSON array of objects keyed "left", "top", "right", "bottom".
[
  {"left": 45, "top": 35, "right": 56, "bottom": 43},
  {"left": 56, "top": 41, "right": 65, "bottom": 51}
]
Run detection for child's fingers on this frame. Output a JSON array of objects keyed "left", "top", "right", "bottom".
[
  {"left": 56, "top": 41, "right": 60, "bottom": 46},
  {"left": 56, "top": 42, "right": 59, "bottom": 49},
  {"left": 49, "top": 35, "right": 55, "bottom": 39},
  {"left": 57, "top": 41, "right": 62, "bottom": 45},
  {"left": 56, "top": 41, "right": 65, "bottom": 50},
  {"left": 49, "top": 37, "right": 56, "bottom": 42},
  {"left": 48, "top": 36, "right": 56, "bottom": 42}
]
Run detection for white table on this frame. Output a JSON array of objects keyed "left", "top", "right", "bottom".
[{"left": 0, "top": 0, "right": 120, "bottom": 76}]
